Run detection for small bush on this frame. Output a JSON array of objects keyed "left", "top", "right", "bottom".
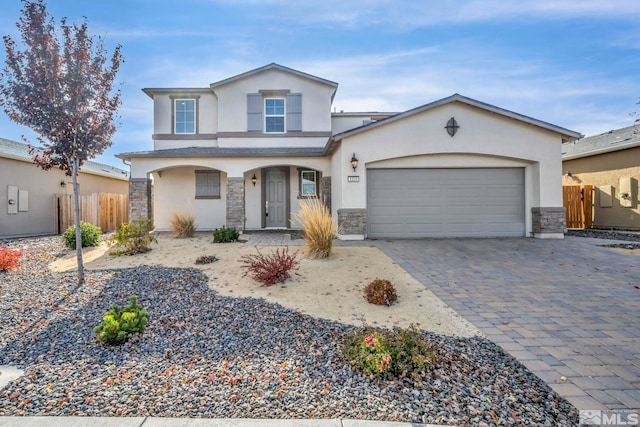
[
  {"left": 195, "top": 255, "right": 218, "bottom": 265},
  {"left": 94, "top": 295, "right": 148, "bottom": 345},
  {"left": 108, "top": 218, "right": 157, "bottom": 256},
  {"left": 239, "top": 247, "right": 300, "bottom": 286},
  {"left": 365, "top": 279, "right": 398, "bottom": 306},
  {"left": 62, "top": 221, "right": 102, "bottom": 249},
  {"left": 0, "top": 245, "right": 22, "bottom": 272},
  {"left": 342, "top": 325, "right": 436, "bottom": 379},
  {"left": 292, "top": 198, "right": 336, "bottom": 258},
  {"left": 169, "top": 210, "right": 196, "bottom": 238},
  {"left": 213, "top": 226, "right": 240, "bottom": 243}
]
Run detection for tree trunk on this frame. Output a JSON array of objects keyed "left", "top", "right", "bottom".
[{"left": 72, "top": 157, "right": 85, "bottom": 285}]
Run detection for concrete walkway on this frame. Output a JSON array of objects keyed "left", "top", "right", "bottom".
[{"left": 373, "top": 236, "right": 640, "bottom": 411}]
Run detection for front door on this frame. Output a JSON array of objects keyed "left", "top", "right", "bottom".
[{"left": 264, "top": 169, "right": 288, "bottom": 228}]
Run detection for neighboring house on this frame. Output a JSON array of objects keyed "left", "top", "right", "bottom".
[
  {"left": 562, "top": 125, "right": 640, "bottom": 230},
  {"left": 1, "top": 138, "right": 130, "bottom": 238},
  {"left": 117, "top": 63, "right": 580, "bottom": 240}
]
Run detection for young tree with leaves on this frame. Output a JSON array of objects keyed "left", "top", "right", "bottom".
[{"left": 0, "top": 0, "right": 123, "bottom": 284}]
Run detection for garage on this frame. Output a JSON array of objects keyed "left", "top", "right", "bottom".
[{"left": 367, "top": 168, "right": 525, "bottom": 238}]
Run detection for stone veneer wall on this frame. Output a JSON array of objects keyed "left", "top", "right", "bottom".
[
  {"left": 129, "top": 178, "right": 152, "bottom": 221},
  {"left": 337, "top": 208, "right": 367, "bottom": 235},
  {"left": 532, "top": 207, "right": 566, "bottom": 234},
  {"left": 226, "top": 177, "right": 245, "bottom": 230},
  {"left": 320, "top": 176, "right": 331, "bottom": 213}
]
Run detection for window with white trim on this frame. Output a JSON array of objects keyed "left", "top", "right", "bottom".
[
  {"left": 301, "top": 170, "right": 317, "bottom": 197},
  {"left": 175, "top": 99, "right": 196, "bottom": 134},
  {"left": 195, "top": 170, "right": 220, "bottom": 199},
  {"left": 264, "top": 98, "right": 285, "bottom": 133}
]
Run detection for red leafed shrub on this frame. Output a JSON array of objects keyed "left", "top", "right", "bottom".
[
  {"left": 240, "top": 247, "right": 300, "bottom": 287},
  {"left": 0, "top": 245, "right": 22, "bottom": 272}
]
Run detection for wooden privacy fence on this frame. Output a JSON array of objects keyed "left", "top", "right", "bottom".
[
  {"left": 563, "top": 185, "right": 593, "bottom": 229},
  {"left": 55, "top": 193, "right": 129, "bottom": 234}
]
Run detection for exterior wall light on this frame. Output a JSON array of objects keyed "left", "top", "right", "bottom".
[
  {"left": 564, "top": 171, "right": 572, "bottom": 177},
  {"left": 60, "top": 180, "right": 67, "bottom": 187},
  {"left": 350, "top": 153, "right": 359, "bottom": 172},
  {"left": 251, "top": 173, "right": 257, "bottom": 186}
]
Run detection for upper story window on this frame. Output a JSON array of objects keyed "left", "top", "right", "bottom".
[
  {"left": 264, "top": 98, "right": 285, "bottom": 133},
  {"left": 175, "top": 99, "right": 196, "bottom": 134},
  {"left": 248, "top": 93, "right": 301, "bottom": 133}
]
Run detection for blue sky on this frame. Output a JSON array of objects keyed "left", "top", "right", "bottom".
[{"left": 1, "top": 0, "right": 639, "bottom": 169}]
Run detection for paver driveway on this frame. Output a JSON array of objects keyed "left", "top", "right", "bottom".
[{"left": 373, "top": 236, "right": 640, "bottom": 411}]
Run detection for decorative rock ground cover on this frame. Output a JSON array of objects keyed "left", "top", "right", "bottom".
[{"left": 0, "top": 236, "right": 578, "bottom": 425}]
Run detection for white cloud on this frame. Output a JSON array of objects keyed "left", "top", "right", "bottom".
[{"left": 208, "top": 0, "right": 640, "bottom": 30}]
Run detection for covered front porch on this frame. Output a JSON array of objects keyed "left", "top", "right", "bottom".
[{"left": 124, "top": 153, "right": 331, "bottom": 232}]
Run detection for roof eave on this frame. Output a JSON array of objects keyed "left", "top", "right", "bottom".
[
  {"left": 116, "top": 149, "right": 326, "bottom": 160},
  {"left": 331, "top": 94, "right": 582, "bottom": 143},
  {"left": 142, "top": 87, "right": 212, "bottom": 98},
  {"left": 562, "top": 140, "right": 640, "bottom": 161}
]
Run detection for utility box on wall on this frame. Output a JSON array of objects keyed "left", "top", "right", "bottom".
[{"left": 18, "top": 189, "right": 29, "bottom": 212}]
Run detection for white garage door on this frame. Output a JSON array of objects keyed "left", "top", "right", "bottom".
[{"left": 367, "top": 168, "right": 525, "bottom": 238}]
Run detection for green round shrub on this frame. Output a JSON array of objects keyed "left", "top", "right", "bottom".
[{"left": 62, "top": 221, "right": 102, "bottom": 249}]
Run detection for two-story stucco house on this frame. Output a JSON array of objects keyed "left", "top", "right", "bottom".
[{"left": 117, "top": 63, "right": 581, "bottom": 239}]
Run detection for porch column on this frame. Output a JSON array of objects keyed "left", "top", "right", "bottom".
[
  {"left": 226, "top": 177, "right": 245, "bottom": 230},
  {"left": 337, "top": 208, "right": 367, "bottom": 240},
  {"left": 531, "top": 207, "right": 565, "bottom": 239},
  {"left": 129, "top": 178, "right": 152, "bottom": 221}
]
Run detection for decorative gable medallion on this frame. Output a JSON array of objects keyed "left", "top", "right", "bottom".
[{"left": 445, "top": 117, "right": 459, "bottom": 137}]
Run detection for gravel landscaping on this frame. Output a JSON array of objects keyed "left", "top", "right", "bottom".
[
  {"left": 0, "top": 236, "right": 579, "bottom": 425},
  {"left": 566, "top": 228, "right": 640, "bottom": 248}
]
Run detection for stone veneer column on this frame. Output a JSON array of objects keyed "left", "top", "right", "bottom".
[
  {"left": 226, "top": 177, "right": 245, "bottom": 230},
  {"left": 129, "top": 178, "right": 152, "bottom": 221},
  {"left": 337, "top": 208, "right": 367, "bottom": 236},
  {"left": 320, "top": 176, "right": 331, "bottom": 213},
  {"left": 531, "top": 207, "right": 566, "bottom": 238}
]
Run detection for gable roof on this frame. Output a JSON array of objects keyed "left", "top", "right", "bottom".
[
  {"left": 0, "top": 137, "right": 129, "bottom": 180},
  {"left": 209, "top": 63, "right": 339, "bottom": 90},
  {"left": 562, "top": 124, "right": 640, "bottom": 160},
  {"left": 330, "top": 93, "right": 582, "bottom": 146}
]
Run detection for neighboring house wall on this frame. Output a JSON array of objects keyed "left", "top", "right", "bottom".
[
  {"left": 1, "top": 156, "right": 129, "bottom": 238},
  {"left": 562, "top": 146, "right": 640, "bottom": 230},
  {"left": 331, "top": 102, "right": 564, "bottom": 237}
]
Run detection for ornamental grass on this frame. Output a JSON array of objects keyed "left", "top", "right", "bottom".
[
  {"left": 293, "top": 197, "right": 336, "bottom": 258},
  {"left": 169, "top": 210, "right": 197, "bottom": 238}
]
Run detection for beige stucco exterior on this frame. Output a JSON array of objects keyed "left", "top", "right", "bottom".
[
  {"left": 213, "top": 69, "right": 335, "bottom": 134},
  {"left": 123, "top": 64, "right": 579, "bottom": 239},
  {"left": 331, "top": 102, "right": 564, "bottom": 237},
  {"left": 562, "top": 146, "right": 640, "bottom": 229},
  {"left": 1, "top": 156, "right": 129, "bottom": 238},
  {"left": 135, "top": 156, "right": 331, "bottom": 231}
]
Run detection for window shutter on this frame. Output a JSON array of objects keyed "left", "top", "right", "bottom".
[
  {"left": 247, "top": 93, "right": 263, "bottom": 131},
  {"left": 286, "top": 93, "right": 302, "bottom": 131}
]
